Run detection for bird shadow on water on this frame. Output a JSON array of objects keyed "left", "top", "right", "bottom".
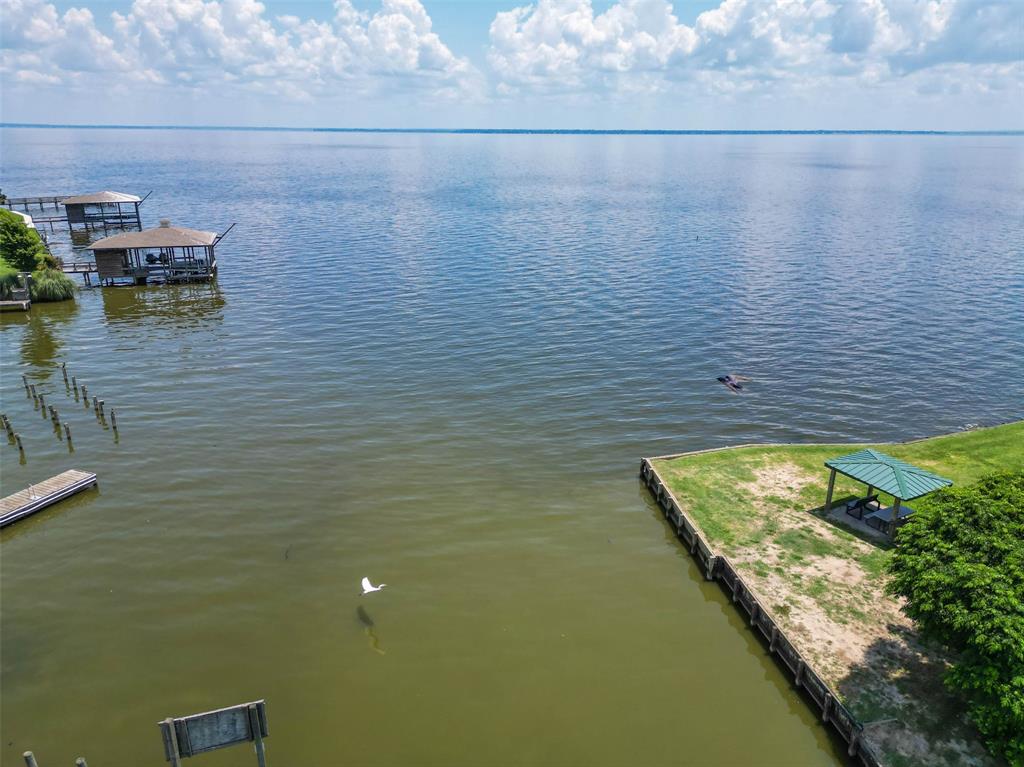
[{"left": 356, "top": 606, "right": 386, "bottom": 656}]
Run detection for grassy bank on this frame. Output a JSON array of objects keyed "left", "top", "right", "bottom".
[{"left": 652, "top": 421, "right": 1023, "bottom": 767}]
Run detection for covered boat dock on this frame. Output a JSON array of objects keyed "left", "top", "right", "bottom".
[{"left": 88, "top": 219, "right": 232, "bottom": 285}]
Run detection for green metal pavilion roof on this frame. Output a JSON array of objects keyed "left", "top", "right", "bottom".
[{"left": 824, "top": 449, "right": 953, "bottom": 501}]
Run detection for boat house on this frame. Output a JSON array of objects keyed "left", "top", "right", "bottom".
[
  {"left": 62, "top": 191, "right": 147, "bottom": 232},
  {"left": 89, "top": 220, "right": 223, "bottom": 285}
]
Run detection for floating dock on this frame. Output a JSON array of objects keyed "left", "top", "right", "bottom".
[{"left": 0, "top": 470, "right": 98, "bottom": 528}]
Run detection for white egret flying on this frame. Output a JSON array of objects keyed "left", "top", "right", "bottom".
[{"left": 360, "top": 577, "right": 387, "bottom": 596}]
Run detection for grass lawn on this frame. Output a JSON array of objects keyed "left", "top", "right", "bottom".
[{"left": 652, "top": 421, "right": 1023, "bottom": 767}]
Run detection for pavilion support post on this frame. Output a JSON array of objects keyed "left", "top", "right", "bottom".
[
  {"left": 890, "top": 499, "right": 902, "bottom": 539},
  {"left": 824, "top": 469, "right": 836, "bottom": 513}
]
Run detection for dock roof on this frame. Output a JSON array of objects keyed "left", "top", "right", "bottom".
[
  {"left": 824, "top": 449, "right": 952, "bottom": 501},
  {"left": 62, "top": 191, "right": 141, "bottom": 205},
  {"left": 91, "top": 223, "right": 217, "bottom": 250}
]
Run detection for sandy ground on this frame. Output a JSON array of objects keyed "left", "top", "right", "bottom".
[{"left": 718, "top": 462, "right": 996, "bottom": 767}]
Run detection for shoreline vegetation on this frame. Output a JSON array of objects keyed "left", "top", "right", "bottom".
[
  {"left": 0, "top": 209, "right": 75, "bottom": 303},
  {"left": 652, "top": 421, "right": 1024, "bottom": 767}
]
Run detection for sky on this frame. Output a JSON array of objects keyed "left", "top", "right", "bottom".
[{"left": 0, "top": 0, "right": 1021, "bottom": 129}]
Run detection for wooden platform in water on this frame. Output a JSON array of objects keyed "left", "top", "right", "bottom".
[
  {"left": 0, "top": 300, "right": 31, "bottom": 312},
  {"left": 0, "top": 470, "right": 98, "bottom": 528}
]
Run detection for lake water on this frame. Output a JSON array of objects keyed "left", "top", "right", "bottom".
[{"left": 1, "top": 129, "right": 1022, "bottom": 766}]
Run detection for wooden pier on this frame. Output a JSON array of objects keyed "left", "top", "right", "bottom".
[{"left": 0, "top": 470, "right": 98, "bottom": 528}]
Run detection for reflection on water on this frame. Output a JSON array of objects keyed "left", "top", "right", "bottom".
[
  {"left": 357, "top": 605, "right": 386, "bottom": 655},
  {"left": 3, "top": 299, "right": 79, "bottom": 372},
  {"left": 100, "top": 283, "right": 226, "bottom": 325},
  {"left": 1, "top": 129, "right": 1021, "bottom": 767}
]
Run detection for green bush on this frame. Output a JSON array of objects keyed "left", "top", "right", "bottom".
[
  {"left": 0, "top": 208, "right": 49, "bottom": 272},
  {"left": 30, "top": 268, "right": 76, "bottom": 302},
  {"left": 0, "top": 257, "right": 21, "bottom": 299},
  {"left": 888, "top": 471, "right": 1024, "bottom": 764}
]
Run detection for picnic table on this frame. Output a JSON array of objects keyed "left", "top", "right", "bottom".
[{"left": 864, "top": 504, "right": 915, "bottom": 534}]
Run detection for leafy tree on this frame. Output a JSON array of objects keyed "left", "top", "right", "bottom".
[
  {"left": 0, "top": 208, "right": 47, "bottom": 272},
  {"left": 888, "top": 471, "right": 1024, "bottom": 765}
]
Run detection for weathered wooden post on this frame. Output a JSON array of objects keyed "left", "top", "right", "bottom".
[
  {"left": 248, "top": 703, "right": 267, "bottom": 767},
  {"left": 64, "top": 422, "right": 72, "bottom": 444},
  {"left": 98, "top": 399, "right": 105, "bottom": 417},
  {"left": 62, "top": 362, "right": 69, "bottom": 384},
  {"left": 22, "top": 751, "right": 39, "bottom": 767},
  {"left": 30, "top": 384, "right": 37, "bottom": 400},
  {"left": 92, "top": 396, "right": 99, "bottom": 413},
  {"left": 38, "top": 394, "right": 46, "bottom": 411},
  {"left": 72, "top": 376, "right": 78, "bottom": 394},
  {"left": 15, "top": 434, "right": 24, "bottom": 453},
  {"left": 76, "top": 758, "right": 89, "bottom": 767},
  {"left": 81, "top": 385, "right": 88, "bottom": 402},
  {"left": 22, "top": 374, "right": 30, "bottom": 393},
  {"left": 110, "top": 409, "right": 118, "bottom": 430}
]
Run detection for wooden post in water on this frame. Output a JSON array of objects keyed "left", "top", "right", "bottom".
[
  {"left": 98, "top": 400, "right": 105, "bottom": 417},
  {"left": 38, "top": 394, "right": 45, "bottom": 411},
  {"left": 30, "top": 384, "right": 37, "bottom": 400},
  {"left": 62, "top": 363, "right": 68, "bottom": 385},
  {"left": 248, "top": 703, "right": 267, "bottom": 767},
  {"left": 92, "top": 396, "right": 99, "bottom": 414},
  {"left": 15, "top": 434, "right": 24, "bottom": 453},
  {"left": 110, "top": 410, "right": 117, "bottom": 430},
  {"left": 22, "top": 751, "right": 39, "bottom": 767},
  {"left": 76, "top": 758, "right": 89, "bottom": 767},
  {"left": 22, "top": 374, "right": 29, "bottom": 393},
  {"left": 72, "top": 375, "right": 78, "bottom": 393},
  {"left": 81, "top": 385, "right": 88, "bottom": 402},
  {"left": 161, "top": 717, "right": 183, "bottom": 767}
]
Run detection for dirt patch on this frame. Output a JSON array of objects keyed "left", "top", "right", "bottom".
[
  {"left": 718, "top": 459, "right": 996, "bottom": 767},
  {"left": 740, "top": 461, "right": 817, "bottom": 498}
]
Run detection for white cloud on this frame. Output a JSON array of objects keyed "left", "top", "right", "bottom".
[
  {"left": 486, "top": 0, "right": 1023, "bottom": 98},
  {"left": 0, "top": 0, "right": 478, "bottom": 99},
  {"left": 0, "top": 0, "right": 1019, "bottom": 125}
]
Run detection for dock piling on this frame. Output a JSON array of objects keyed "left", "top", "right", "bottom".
[
  {"left": 98, "top": 399, "right": 105, "bottom": 417},
  {"left": 22, "top": 374, "right": 29, "bottom": 392},
  {"left": 30, "top": 384, "right": 37, "bottom": 401},
  {"left": 92, "top": 396, "right": 99, "bottom": 413},
  {"left": 76, "top": 758, "right": 89, "bottom": 767},
  {"left": 64, "top": 422, "right": 72, "bottom": 444},
  {"left": 38, "top": 394, "right": 46, "bottom": 412},
  {"left": 23, "top": 751, "right": 39, "bottom": 767},
  {"left": 110, "top": 409, "right": 117, "bottom": 430},
  {"left": 15, "top": 434, "right": 24, "bottom": 453},
  {"left": 62, "top": 362, "right": 69, "bottom": 385}
]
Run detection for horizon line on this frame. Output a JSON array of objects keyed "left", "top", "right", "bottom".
[{"left": 1, "top": 122, "right": 1022, "bottom": 136}]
